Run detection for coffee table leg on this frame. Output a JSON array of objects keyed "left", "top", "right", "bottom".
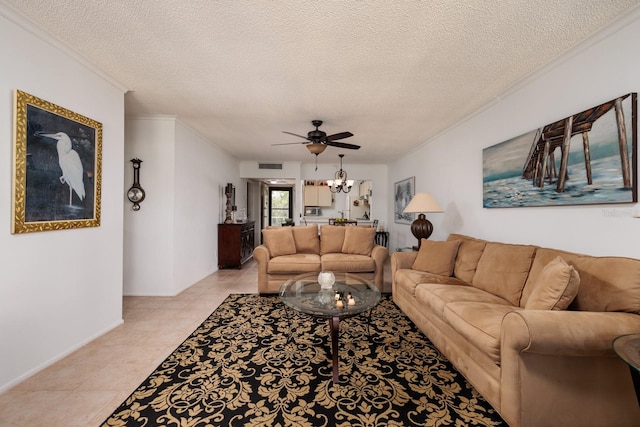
[{"left": 329, "top": 316, "right": 340, "bottom": 384}]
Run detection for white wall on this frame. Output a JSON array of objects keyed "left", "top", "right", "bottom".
[
  {"left": 123, "top": 117, "right": 175, "bottom": 295},
  {"left": 174, "top": 121, "right": 239, "bottom": 292},
  {"left": 389, "top": 10, "right": 640, "bottom": 258},
  {"left": 0, "top": 9, "right": 125, "bottom": 391},
  {"left": 124, "top": 117, "right": 240, "bottom": 295}
]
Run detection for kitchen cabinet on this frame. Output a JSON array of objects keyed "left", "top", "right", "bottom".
[
  {"left": 359, "top": 180, "right": 372, "bottom": 198},
  {"left": 304, "top": 186, "right": 332, "bottom": 206},
  {"left": 218, "top": 221, "right": 255, "bottom": 268}
]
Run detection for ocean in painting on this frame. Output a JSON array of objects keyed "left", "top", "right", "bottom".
[{"left": 483, "top": 155, "right": 633, "bottom": 208}]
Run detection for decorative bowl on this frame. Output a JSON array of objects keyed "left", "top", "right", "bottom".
[{"left": 318, "top": 271, "right": 335, "bottom": 289}]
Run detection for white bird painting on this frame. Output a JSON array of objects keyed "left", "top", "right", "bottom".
[{"left": 39, "top": 132, "right": 85, "bottom": 205}]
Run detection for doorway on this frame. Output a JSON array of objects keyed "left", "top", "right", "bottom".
[{"left": 269, "top": 187, "right": 293, "bottom": 226}]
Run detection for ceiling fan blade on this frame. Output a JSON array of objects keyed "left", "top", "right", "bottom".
[
  {"left": 325, "top": 131, "right": 353, "bottom": 141},
  {"left": 282, "top": 131, "right": 310, "bottom": 140},
  {"left": 325, "top": 141, "right": 360, "bottom": 150},
  {"left": 272, "top": 141, "right": 308, "bottom": 146}
]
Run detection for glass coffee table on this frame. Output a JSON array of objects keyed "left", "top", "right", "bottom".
[
  {"left": 279, "top": 272, "right": 381, "bottom": 384},
  {"left": 612, "top": 333, "right": 640, "bottom": 406}
]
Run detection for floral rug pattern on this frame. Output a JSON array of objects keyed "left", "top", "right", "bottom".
[{"left": 103, "top": 294, "right": 505, "bottom": 426}]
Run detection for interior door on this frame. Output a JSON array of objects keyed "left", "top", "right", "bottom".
[{"left": 246, "top": 180, "right": 261, "bottom": 246}]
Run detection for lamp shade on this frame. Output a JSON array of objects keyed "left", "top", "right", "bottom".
[
  {"left": 306, "top": 143, "right": 327, "bottom": 155},
  {"left": 403, "top": 193, "right": 444, "bottom": 213}
]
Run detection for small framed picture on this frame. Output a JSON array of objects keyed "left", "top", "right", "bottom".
[{"left": 394, "top": 177, "right": 415, "bottom": 224}]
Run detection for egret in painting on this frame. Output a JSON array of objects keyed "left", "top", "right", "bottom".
[{"left": 39, "top": 132, "right": 85, "bottom": 205}]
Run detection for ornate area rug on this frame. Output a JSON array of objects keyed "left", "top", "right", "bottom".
[{"left": 102, "top": 294, "right": 505, "bottom": 426}]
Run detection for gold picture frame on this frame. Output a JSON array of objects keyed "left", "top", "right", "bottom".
[{"left": 12, "top": 90, "right": 102, "bottom": 233}]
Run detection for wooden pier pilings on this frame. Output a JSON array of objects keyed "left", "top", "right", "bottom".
[{"left": 522, "top": 94, "right": 632, "bottom": 192}]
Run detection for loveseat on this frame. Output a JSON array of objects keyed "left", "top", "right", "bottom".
[
  {"left": 254, "top": 225, "right": 389, "bottom": 294},
  {"left": 391, "top": 233, "right": 640, "bottom": 427}
]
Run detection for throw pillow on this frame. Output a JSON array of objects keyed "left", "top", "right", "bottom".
[
  {"left": 524, "top": 256, "right": 580, "bottom": 310},
  {"left": 472, "top": 243, "right": 536, "bottom": 306},
  {"left": 448, "top": 234, "right": 487, "bottom": 283},
  {"left": 262, "top": 227, "right": 296, "bottom": 258},
  {"left": 320, "top": 225, "right": 346, "bottom": 255},
  {"left": 341, "top": 226, "right": 376, "bottom": 255},
  {"left": 412, "top": 239, "right": 461, "bottom": 276},
  {"left": 292, "top": 225, "right": 320, "bottom": 254}
]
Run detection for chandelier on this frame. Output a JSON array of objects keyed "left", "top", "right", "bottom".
[{"left": 327, "top": 154, "right": 354, "bottom": 193}]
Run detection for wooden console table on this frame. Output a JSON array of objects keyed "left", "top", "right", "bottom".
[{"left": 218, "top": 221, "right": 255, "bottom": 269}]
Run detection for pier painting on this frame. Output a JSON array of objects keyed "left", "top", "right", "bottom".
[{"left": 483, "top": 93, "right": 637, "bottom": 208}]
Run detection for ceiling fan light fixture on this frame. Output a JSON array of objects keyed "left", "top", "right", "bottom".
[
  {"left": 278, "top": 121, "right": 359, "bottom": 153},
  {"left": 306, "top": 143, "right": 327, "bottom": 155}
]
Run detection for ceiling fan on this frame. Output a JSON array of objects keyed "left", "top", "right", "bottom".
[{"left": 273, "top": 120, "right": 360, "bottom": 155}]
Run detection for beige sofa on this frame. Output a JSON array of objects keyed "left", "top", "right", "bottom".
[
  {"left": 391, "top": 233, "right": 640, "bottom": 427},
  {"left": 253, "top": 225, "right": 388, "bottom": 294}
]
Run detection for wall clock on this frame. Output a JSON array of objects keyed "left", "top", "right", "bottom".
[{"left": 127, "top": 158, "right": 145, "bottom": 210}]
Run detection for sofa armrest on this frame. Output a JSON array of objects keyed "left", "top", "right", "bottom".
[
  {"left": 253, "top": 245, "right": 271, "bottom": 293},
  {"left": 500, "top": 309, "right": 640, "bottom": 426},
  {"left": 502, "top": 310, "right": 640, "bottom": 357},
  {"left": 253, "top": 244, "right": 271, "bottom": 262},
  {"left": 390, "top": 251, "right": 418, "bottom": 271},
  {"left": 371, "top": 245, "right": 389, "bottom": 289},
  {"left": 390, "top": 251, "right": 418, "bottom": 288},
  {"left": 371, "top": 245, "right": 388, "bottom": 264}
]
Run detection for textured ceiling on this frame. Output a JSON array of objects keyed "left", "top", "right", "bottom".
[{"left": 3, "top": 1, "right": 639, "bottom": 164}]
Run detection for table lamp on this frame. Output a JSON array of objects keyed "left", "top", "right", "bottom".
[{"left": 403, "top": 192, "right": 444, "bottom": 248}]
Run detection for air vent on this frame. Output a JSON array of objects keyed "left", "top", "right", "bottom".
[{"left": 258, "top": 163, "right": 283, "bottom": 170}]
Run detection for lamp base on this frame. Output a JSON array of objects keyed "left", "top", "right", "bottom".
[{"left": 410, "top": 214, "right": 433, "bottom": 249}]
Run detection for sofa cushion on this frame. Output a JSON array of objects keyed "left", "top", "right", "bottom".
[
  {"left": 524, "top": 256, "right": 580, "bottom": 310},
  {"left": 320, "top": 225, "right": 346, "bottom": 255},
  {"left": 397, "top": 269, "right": 469, "bottom": 288},
  {"left": 472, "top": 242, "right": 536, "bottom": 306},
  {"left": 448, "top": 234, "right": 487, "bottom": 283},
  {"left": 444, "top": 302, "right": 522, "bottom": 364},
  {"left": 415, "top": 283, "right": 509, "bottom": 320},
  {"left": 342, "top": 226, "right": 376, "bottom": 255},
  {"left": 262, "top": 227, "right": 296, "bottom": 257},
  {"left": 321, "top": 253, "right": 375, "bottom": 272},
  {"left": 267, "top": 254, "right": 321, "bottom": 274},
  {"left": 412, "top": 239, "right": 461, "bottom": 276},
  {"left": 292, "top": 225, "right": 320, "bottom": 254},
  {"left": 395, "top": 269, "right": 468, "bottom": 298}
]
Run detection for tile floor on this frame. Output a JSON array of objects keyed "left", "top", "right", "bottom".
[
  {"left": 0, "top": 262, "right": 261, "bottom": 427},
  {"left": 0, "top": 259, "right": 392, "bottom": 427}
]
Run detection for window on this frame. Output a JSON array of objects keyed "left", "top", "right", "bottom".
[{"left": 269, "top": 187, "right": 293, "bottom": 226}]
